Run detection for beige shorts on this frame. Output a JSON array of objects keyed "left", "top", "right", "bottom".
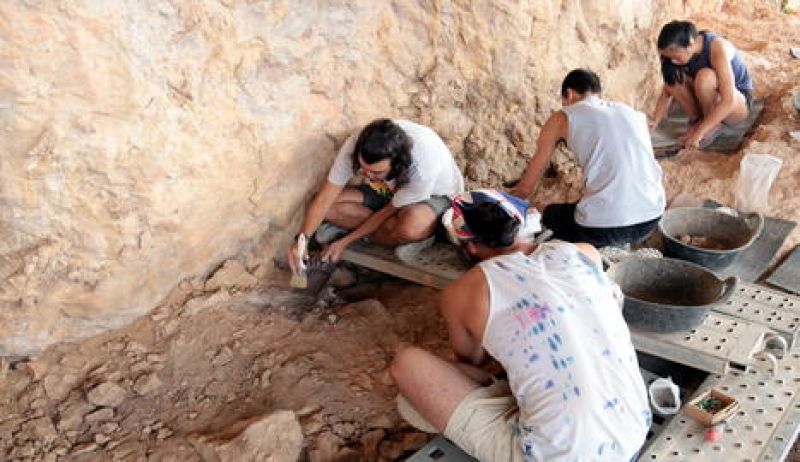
[{"left": 443, "top": 380, "right": 525, "bottom": 462}]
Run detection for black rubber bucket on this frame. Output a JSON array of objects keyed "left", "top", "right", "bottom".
[
  {"left": 607, "top": 257, "right": 738, "bottom": 333},
  {"left": 658, "top": 207, "right": 763, "bottom": 271}
]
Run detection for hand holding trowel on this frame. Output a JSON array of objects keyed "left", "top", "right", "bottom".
[{"left": 288, "top": 233, "right": 337, "bottom": 294}]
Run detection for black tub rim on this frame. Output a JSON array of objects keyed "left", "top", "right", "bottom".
[
  {"left": 658, "top": 207, "right": 764, "bottom": 256},
  {"left": 607, "top": 256, "right": 739, "bottom": 309}
]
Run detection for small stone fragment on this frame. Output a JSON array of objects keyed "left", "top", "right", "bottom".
[
  {"left": 44, "top": 373, "right": 79, "bottom": 401},
  {"left": 57, "top": 399, "right": 94, "bottom": 432},
  {"left": 126, "top": 341, "right": 149, "bottom": 355},
  {"left": 84, "top": 407, "right": 115, "bottom": 423},
  {"left": 146, "top": 353, "right": 166, "bottom": 363},
  {"left": 21, "top": 360, "right": 49, "bottom": 381},
  {"left": 163, "top": 319, "right": 180, "bottom": 336},
  {"left": 71, "top": 442, "right": 98, "bottom": 455},
  {"left": 101, "top": 422, "right": 119, "bottom": 434},
  {"left": 130, "top": 361, "right": 150, "bottom": 374},
  {"left": 204, "top": 260, "right": 258, "bottom": 292},
  {"left": 260, "top": 369, "right": 272, "bottom": 389},
  {"left": 133, "top": 373, "right": 162, "bottom": 395},
  {"left": 211, "top": 346, "right": 233, "bottom": 367},
  {"left": 20, "top": 417, "right": 58, "bottom": 445},
  {"left": 192, "top": 410, "right": 302, "bottom": 461},
  {"left": 156, "top": 427, "right": 173, "bottom": 440},
  {"left": 86, "top": 382, "right": 127, "bottom": 407}
]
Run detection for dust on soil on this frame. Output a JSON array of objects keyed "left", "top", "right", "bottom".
[{"left": 2, "top": 2, "right": 800, "bottom": 461}]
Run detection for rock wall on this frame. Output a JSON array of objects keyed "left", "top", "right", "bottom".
[{"left": 0, "top": 0, "right": 724, "bottom": 355}]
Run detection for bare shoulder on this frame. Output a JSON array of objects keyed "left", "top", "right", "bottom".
[
  {"left": 538, "top": 110, "right": 569, "bottom": 143},
  {"left": 441, "top": 266, "right": 489, "bottom": 315},
  {"left": 709, "top": 35, "right": 735, "bottom": 60},
  {"left": 573, "top": 242, "right": 602, "bottom": 266},
  {"left": 550, "top": 110, "right": 568, "bottom": 129}
]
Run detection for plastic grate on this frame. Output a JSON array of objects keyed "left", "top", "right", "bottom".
[
  {"left": 630, "top": 312, "right": 777, "bottom": 375},
  {"left": 406, "top": 435, "right": 477, "bottom": 462},
  {"left": 640, "top": 352, "right": 800, "bottom": 461},
  {"left": 715, "top": 283, "right": 800, "bottom": 349}
]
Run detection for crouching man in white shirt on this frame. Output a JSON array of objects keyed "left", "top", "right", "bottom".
[{"left": 287, "top": 118, "right": 464, "bottom": 275}]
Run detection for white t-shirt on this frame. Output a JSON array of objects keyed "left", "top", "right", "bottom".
[
  {"left": 562, "top": 95, "right": 666, "bottom": 227},
  {"left": 327, "top": 120, "right": 464, "bottom": 208},
  {"left": 479, "top": 242, "right": 650, "bottom": 461}
]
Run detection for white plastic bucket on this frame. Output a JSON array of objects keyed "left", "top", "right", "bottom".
[{"left": 735, "top": 153, "right": 783, "bottom": 214}]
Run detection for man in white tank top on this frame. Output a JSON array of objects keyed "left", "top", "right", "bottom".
[
  {"left": 391, "top": 189, "right": 650, "bottom": 461},
  {"left": 514, "top": 69, "right": 666, "bottom": 248}
]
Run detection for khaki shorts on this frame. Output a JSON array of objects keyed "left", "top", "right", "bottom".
[{"left": 443, "top": 380, "right": 525, "bottom": 462}]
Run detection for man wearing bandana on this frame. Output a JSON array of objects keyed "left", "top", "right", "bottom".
[{"left": 391, "top": 189, "right": 650, "bottom": 462}]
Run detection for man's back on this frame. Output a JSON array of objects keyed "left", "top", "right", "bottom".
[
  {"left": 478, "top": 242, "right": 650, "bottom": 461},
  {"left": 562, "top": 96, "right": 665, "bottom": 228}
]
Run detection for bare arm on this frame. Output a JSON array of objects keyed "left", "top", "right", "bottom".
[
  {"left": 440, "top": 267, "right": 489, "bottom": 365},
  {"left": 339, "top": 203, "right": 397, "bottom": 245},
  {"left": 695, "top": 38, "right": 739, "bottom": 138},
  {"left": 298, "top": 180, "right": 344, "bottom": 237},
  {"left": 513, "top": 111, "right": 568, "bottom": 199},
  {"left": 287, "top": 181, "right": 344, "bottom": 274},
  {"left": 650, "top": 87, "right": 673, "bottom": 129},
  {"left": 320, "top": 203, "right": 398, "bottom": 261}
]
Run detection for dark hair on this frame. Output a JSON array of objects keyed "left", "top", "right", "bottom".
[
  {"left": 656, "top": 21, "right": 698, "bottom": 86},
  {"left": 462, "top": 202, "right": 521, "bottom": 248},
  {"left": 351, "top": 119, "right": 412, "bottom": 184},
  {"left": 657, "top": 20, "right": 698, "bottom": 50},
  {"left": 660, "top": 56, "right": 688, "bottom": 86},
  {"left": 561, "top": 69, "right": 602, "bottom": 98}
]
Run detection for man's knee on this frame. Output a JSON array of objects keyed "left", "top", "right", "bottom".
[
  {"left": 392, "top": 206, "right": 436, "bottom": 242},
  {"left": 390, "top": 346, "right": 427, "bottom": 383},
  {"left": 392, "top": 223, "right": 434, "bottom": 242}
]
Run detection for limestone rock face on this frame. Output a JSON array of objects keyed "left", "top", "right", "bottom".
[{"left": 0, "top": 0, "right": 722, "bottom": 354}]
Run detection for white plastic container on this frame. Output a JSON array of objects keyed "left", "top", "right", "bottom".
[
  {"left": 649, "top": 377, "right": 681, "bottom": 415},
  {"left": 734, "top": 153, "right": 783, "bottom": 214}
]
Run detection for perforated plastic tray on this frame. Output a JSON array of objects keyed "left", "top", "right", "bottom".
[
  {"left": 717, "top": 283, "right": 800, "bottom": 349},
  {"left": 639, "top": 352, "right": 800, "bottom": 461},
  {"left": 631, "top": 311, "right": 781, "bottom": 375}
]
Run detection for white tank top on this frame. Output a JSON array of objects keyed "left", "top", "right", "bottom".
[
  {"left": 479, "top": 242, "right": 650, "bottom": 461},
  {"left": 562, "top": 96, "right": 666, "bottom": 227}
]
